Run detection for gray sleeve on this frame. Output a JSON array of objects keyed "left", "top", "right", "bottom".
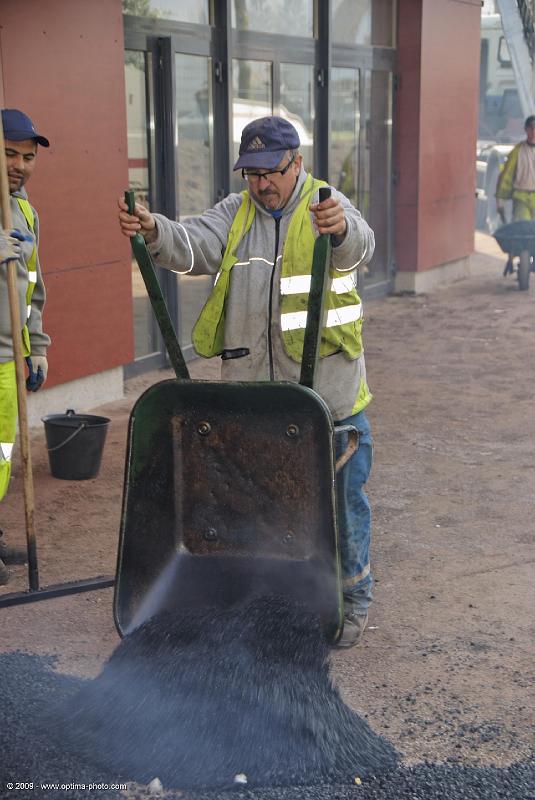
[
  {"left": 313, "top": 187, "right": 375, "bottom": 273},
  {"left": 27, "top": 208, "right": 51, "bottom": 356},
  {"left": 148, "top": 193, "right": 244, "bottom": 276}
]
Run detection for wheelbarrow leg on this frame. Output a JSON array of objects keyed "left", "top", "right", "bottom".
[
  {"left": 503, "top": 255, "right": 514, "bottom": 277},
  {"left": 518, "top": 249, "right": 531, "bottom": 291}
]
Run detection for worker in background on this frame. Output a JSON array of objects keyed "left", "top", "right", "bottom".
[
  {"left": 0, "top": 108, "right": 51, "bottom": 585},
  {"left": 118, "top": 116, "right": 375, "bottom": 648},
  {"left": 496, "top": 115, "right": 535, "bottom": 220},
  {"left": 496, "top": 115, "right": 535, "bottom": 273}
]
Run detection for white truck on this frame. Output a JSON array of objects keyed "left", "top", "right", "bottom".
[{"left": 476, "top": 10, "right": 525, "bottom": 231}]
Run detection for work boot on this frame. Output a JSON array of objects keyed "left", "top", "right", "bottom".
[
  {"left": 0, "top": 557, "right": 9, "bottom": 586},
  {"left": 0, "top": 530, "right": 27, "bottom": 565},
  {"left": 336, "top": 608, "right": 369, "bottom": 649}
]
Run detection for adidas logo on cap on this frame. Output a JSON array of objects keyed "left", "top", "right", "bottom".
[{"left": 247, "top": 136, "right": 266, "bottom": 151}]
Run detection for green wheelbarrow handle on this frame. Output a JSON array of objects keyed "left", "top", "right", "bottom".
[
  {"left": 299, "top": 186, "right": 332, "bottom": 389},
  {"left": 125, "top": 190, "right": 190, "bottom": 381}
]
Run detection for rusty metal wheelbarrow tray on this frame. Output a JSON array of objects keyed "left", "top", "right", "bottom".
[
  {"left": 114, "top": 189, "right": 351, "bottom": 643},
  {"left": 114, "top": 378, "right": 342, "bottom": 640}
]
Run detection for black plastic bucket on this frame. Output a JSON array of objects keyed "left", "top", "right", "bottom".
[{"left": 42, "top": 408, "right": 110, "bottom": 480}]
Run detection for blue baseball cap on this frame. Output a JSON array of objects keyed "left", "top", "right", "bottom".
[
  {"left": 1, "top": 108, "right": 50, "bottom": 147},
  {"left": 233, "top": 116, "right": 300, "bottom": 171}
]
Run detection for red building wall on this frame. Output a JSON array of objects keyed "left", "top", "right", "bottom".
[
  {"left": 396, "top": 1, "right": 423, "bottom": 273},
  {"left": 396, "top": 0, "right": 481, "bottom": 276},
  {"left": 0, "top": 0, "right": 132, "bottom": 388}
]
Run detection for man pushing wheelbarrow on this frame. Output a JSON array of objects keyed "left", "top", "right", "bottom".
[
  {"left": 118, "top": 116, "right": 376, "bottom": 647},
  {"left": 495, "top": 115, "right": 535, "bottom": 290}
]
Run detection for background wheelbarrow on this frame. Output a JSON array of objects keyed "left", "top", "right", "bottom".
[
  {"left": 494, "top": 219, "right": 535, "bottom": 291},
  {"left": 114, "top": 190, "right": 358, "bottom": 644}
]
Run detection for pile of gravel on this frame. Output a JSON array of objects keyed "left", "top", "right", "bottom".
[
  {"left": 53, "top": 595, "right": 398, "bottom": 789},
  {"left": 0, "top": 651, "right": 125, "bottom": 800},
  {"left": 1, "top": 645, "right": 533, "bottom": 799}
]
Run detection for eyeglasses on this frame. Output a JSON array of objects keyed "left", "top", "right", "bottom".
[{"left": 242, "top": 156, "right": 295, "bottom": 182}]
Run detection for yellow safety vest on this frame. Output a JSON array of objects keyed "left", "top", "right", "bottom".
[
  {"left": 16, "top": 198, "right": 37, "bottom": 356},
  {"left": 192, "top": 174, "right": 365, "bottom": 365},
  {"left": 496, "top": 143, "right": 520, "bottom": 201}
]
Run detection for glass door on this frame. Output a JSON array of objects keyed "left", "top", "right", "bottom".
[
  {"left": 174, "top": 52, "right": 215, "bottom": 352},
  {"left": 362, "top": 70, "right": 393, "bottom": 291},
  {"left": 330, "top": 66, "right": 361, "bottom": 211},
  {"left": 280, "top": 63, "right": 315, "bottom": 173},
  {"left": 331, "top": 0, "right": 396, "bottom": 294},
  {"left": 124, "top": 50, "right": 160, "bottom": 365},
  {"left": 123, "top": 7, "right": 216, "bottom": 372},
  {"left": 329, "top": 66, "right": 393, "bottom": 293}
]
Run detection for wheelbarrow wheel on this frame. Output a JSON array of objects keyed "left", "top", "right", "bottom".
[{"left": 518, "top": 249, "right": 531, "bottom": 291}]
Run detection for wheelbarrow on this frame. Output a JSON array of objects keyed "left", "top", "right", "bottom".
[
  {"left": 494, "top": 219, "right": 535, "bottom": 291},
  {"left": 114, "top": 189, "right": 358, "bottom": 644}
]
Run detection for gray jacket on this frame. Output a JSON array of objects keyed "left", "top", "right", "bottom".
[
  {"left": 0, "top": 189, "right": 50, "bottom": 361},
  {"left": 148, "top": 169, "right": 375, "bottom": 419}
]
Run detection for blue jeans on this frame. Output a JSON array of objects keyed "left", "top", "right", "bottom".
[{"left": 335, "top": 409, "right": 373, "bottom": 614}]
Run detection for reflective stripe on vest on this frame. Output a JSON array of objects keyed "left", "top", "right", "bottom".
[
  {"left": 16, "top": 198, "right": 37, "bottom": 356},
  {"left": 192, "top": 174, "right": 364, "bottom": 362},
  {"left": 0, "top": 443, "right": 14, "bottom": 462},
  {"left": 281, "top": 304, "right": 363, "bottom": 331},
  {"left": 280, "top": 274, "right": 357, "bottom": 296}
]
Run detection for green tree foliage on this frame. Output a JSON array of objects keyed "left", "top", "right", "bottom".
[{"left": 122, "top": 0, "right": 161, "bottom": 18}]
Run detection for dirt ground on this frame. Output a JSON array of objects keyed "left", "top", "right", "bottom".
[{"left": 1, "top": 232, "right": 534, "bottom": 776}]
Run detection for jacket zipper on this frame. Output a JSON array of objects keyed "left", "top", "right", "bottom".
[{"left": 267, "top": 216, "right": 281, "bottom": 381}]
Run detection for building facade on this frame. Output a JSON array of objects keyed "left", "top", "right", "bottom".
[{"left": 0, "top": 0, "right": 481, "bottom": 419}]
